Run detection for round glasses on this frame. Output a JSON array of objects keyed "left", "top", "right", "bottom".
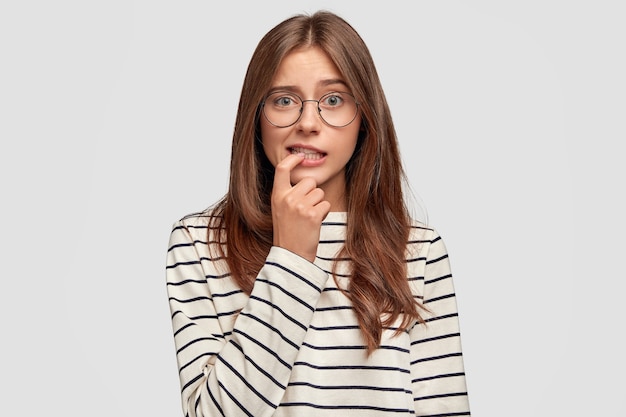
[{"left": 262, "top": 91, "right": 360, "bottom": 128}]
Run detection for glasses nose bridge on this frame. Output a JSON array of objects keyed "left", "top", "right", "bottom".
[
  {"left": 300, "top": 98, "right": 321, "bottom": 113},
  {"left": 296, "top": 98, "right": 323, "bottom": 125}
]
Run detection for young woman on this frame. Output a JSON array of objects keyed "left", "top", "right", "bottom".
[{"left": 166, "top": 10, "right": 470, "bottom": 417}]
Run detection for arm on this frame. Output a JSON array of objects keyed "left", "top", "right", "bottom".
[
  {"left": 166, "top": 218, "right": 328, "bottom": 417},
  {"left": 410, "top": 228, "right": 471, "bottom": 416}
]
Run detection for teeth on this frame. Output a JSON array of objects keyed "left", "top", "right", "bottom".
[{"left": 290, "top": 147, "right": 324, "bottom": 160}]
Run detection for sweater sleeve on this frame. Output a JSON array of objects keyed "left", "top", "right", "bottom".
[
  {"left": 409, "top": 229, "right": 471, "bottom": 416},
  {"left": 166, "top": 219, "right": 329, "bottom": 417}
]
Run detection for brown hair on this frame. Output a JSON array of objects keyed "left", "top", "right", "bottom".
[{"left": 209, "top": 10, "right": 425, "bottom": 353}]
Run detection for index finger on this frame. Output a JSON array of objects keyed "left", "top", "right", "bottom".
[{"left": 273, "top": 153, "right": 305, "bottom": 191}]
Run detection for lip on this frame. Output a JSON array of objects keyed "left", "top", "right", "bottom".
[{"left": 286, "top": 144, "right": 327, "bottom": 167}]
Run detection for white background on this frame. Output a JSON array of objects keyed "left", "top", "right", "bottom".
[{"left": 1, "top": 1, "right": 624, "bottom": 415}]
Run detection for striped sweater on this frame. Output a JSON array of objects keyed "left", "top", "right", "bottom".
[{"left": 166, "top": 210, "right": 470, "bottom": 417}]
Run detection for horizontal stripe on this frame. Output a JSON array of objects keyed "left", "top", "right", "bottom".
[
  {"left": 412, "top": 372, "right": 466, "bottom": 383},
  {"left": 264, "top": 261, "right": 323, "bottom": 292},
  {"left": 249, "top": 295, "right": 308, "bottom": 331},
  {"left": 294, "top": 361, "right": 410, "bottom": 373},
  {"left": 278, "top": 402, "right": 413, "bottom": 413},
  {"left": 414, "top": 391, "right": 468, "bottom": 401},
  {"left": 232, "top": 328, "right": 293, "bottom": 370},
  {"left": 254, "top": 278, "right": 317, "bottom": 312},
  {"left": 166, "top": 212, "right": 470, "bottom": 416},
  {"left": 288, "top": 381, "right": 412, "bottom": 393},
  {"left": 411, "top": 352, "right": 463, "bottom": 365}
]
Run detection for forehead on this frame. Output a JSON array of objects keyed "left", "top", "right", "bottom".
[{"left": 271, "top": 46, "right": 346, "bottom": 91}]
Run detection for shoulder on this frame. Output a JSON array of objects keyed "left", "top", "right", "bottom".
[
  {"left": 177, "top": 209, "right": 211, "bottom": 226},
  {"left": 408, "top": 218, "right": 437, "bottom": 242},
  {"left": 170, "top": 207, "right": 222, "bottom": 240}
]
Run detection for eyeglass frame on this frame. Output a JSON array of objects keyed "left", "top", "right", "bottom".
[{"left": 261, "top": 90, "right": 361, "bottom": 128}]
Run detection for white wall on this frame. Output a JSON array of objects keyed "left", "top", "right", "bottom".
[{"left": 1, "top": 1, "right": 624, "bottom": 415}]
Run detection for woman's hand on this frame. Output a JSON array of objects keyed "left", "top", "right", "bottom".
[{"left": 271, "top": 153, "right": 331, "bottom": 262}]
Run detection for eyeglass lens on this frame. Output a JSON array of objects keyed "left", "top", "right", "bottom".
[{"left": 263, "top": 91, "right": 358, "bottom": 127}]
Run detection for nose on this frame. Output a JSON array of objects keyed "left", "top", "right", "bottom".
[{"left": 296, "top": 100, "right": 322, "bottom": 133}]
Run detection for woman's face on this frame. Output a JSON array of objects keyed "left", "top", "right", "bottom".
[{"left": 260, "top": 46, "right": 361, "bottom": 211}]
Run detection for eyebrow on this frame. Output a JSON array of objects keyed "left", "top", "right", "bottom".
[
  {"left": 269, "top": 78, "right": 348, "bottom": 93},
  {"left": 319, "top": 78, "right": 348, "bottom": 87}
]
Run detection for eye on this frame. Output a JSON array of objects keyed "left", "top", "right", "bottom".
[
  {"left": 320, "top": 93, "right": 344, "bottom": 107},
  {"left": 267, "top": 92, "right": 300, "bottom": 108},
  {"left": 276, "top": 97, "right": 293, "bottom": 106}
]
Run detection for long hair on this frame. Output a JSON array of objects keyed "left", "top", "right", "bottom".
[{"left": 209, "top": 10, "right": 425, "bottom": 353}]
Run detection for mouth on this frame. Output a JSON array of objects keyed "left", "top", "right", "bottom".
[{"left": 288, "top": 146, "right": 327, "bottom": 160}]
